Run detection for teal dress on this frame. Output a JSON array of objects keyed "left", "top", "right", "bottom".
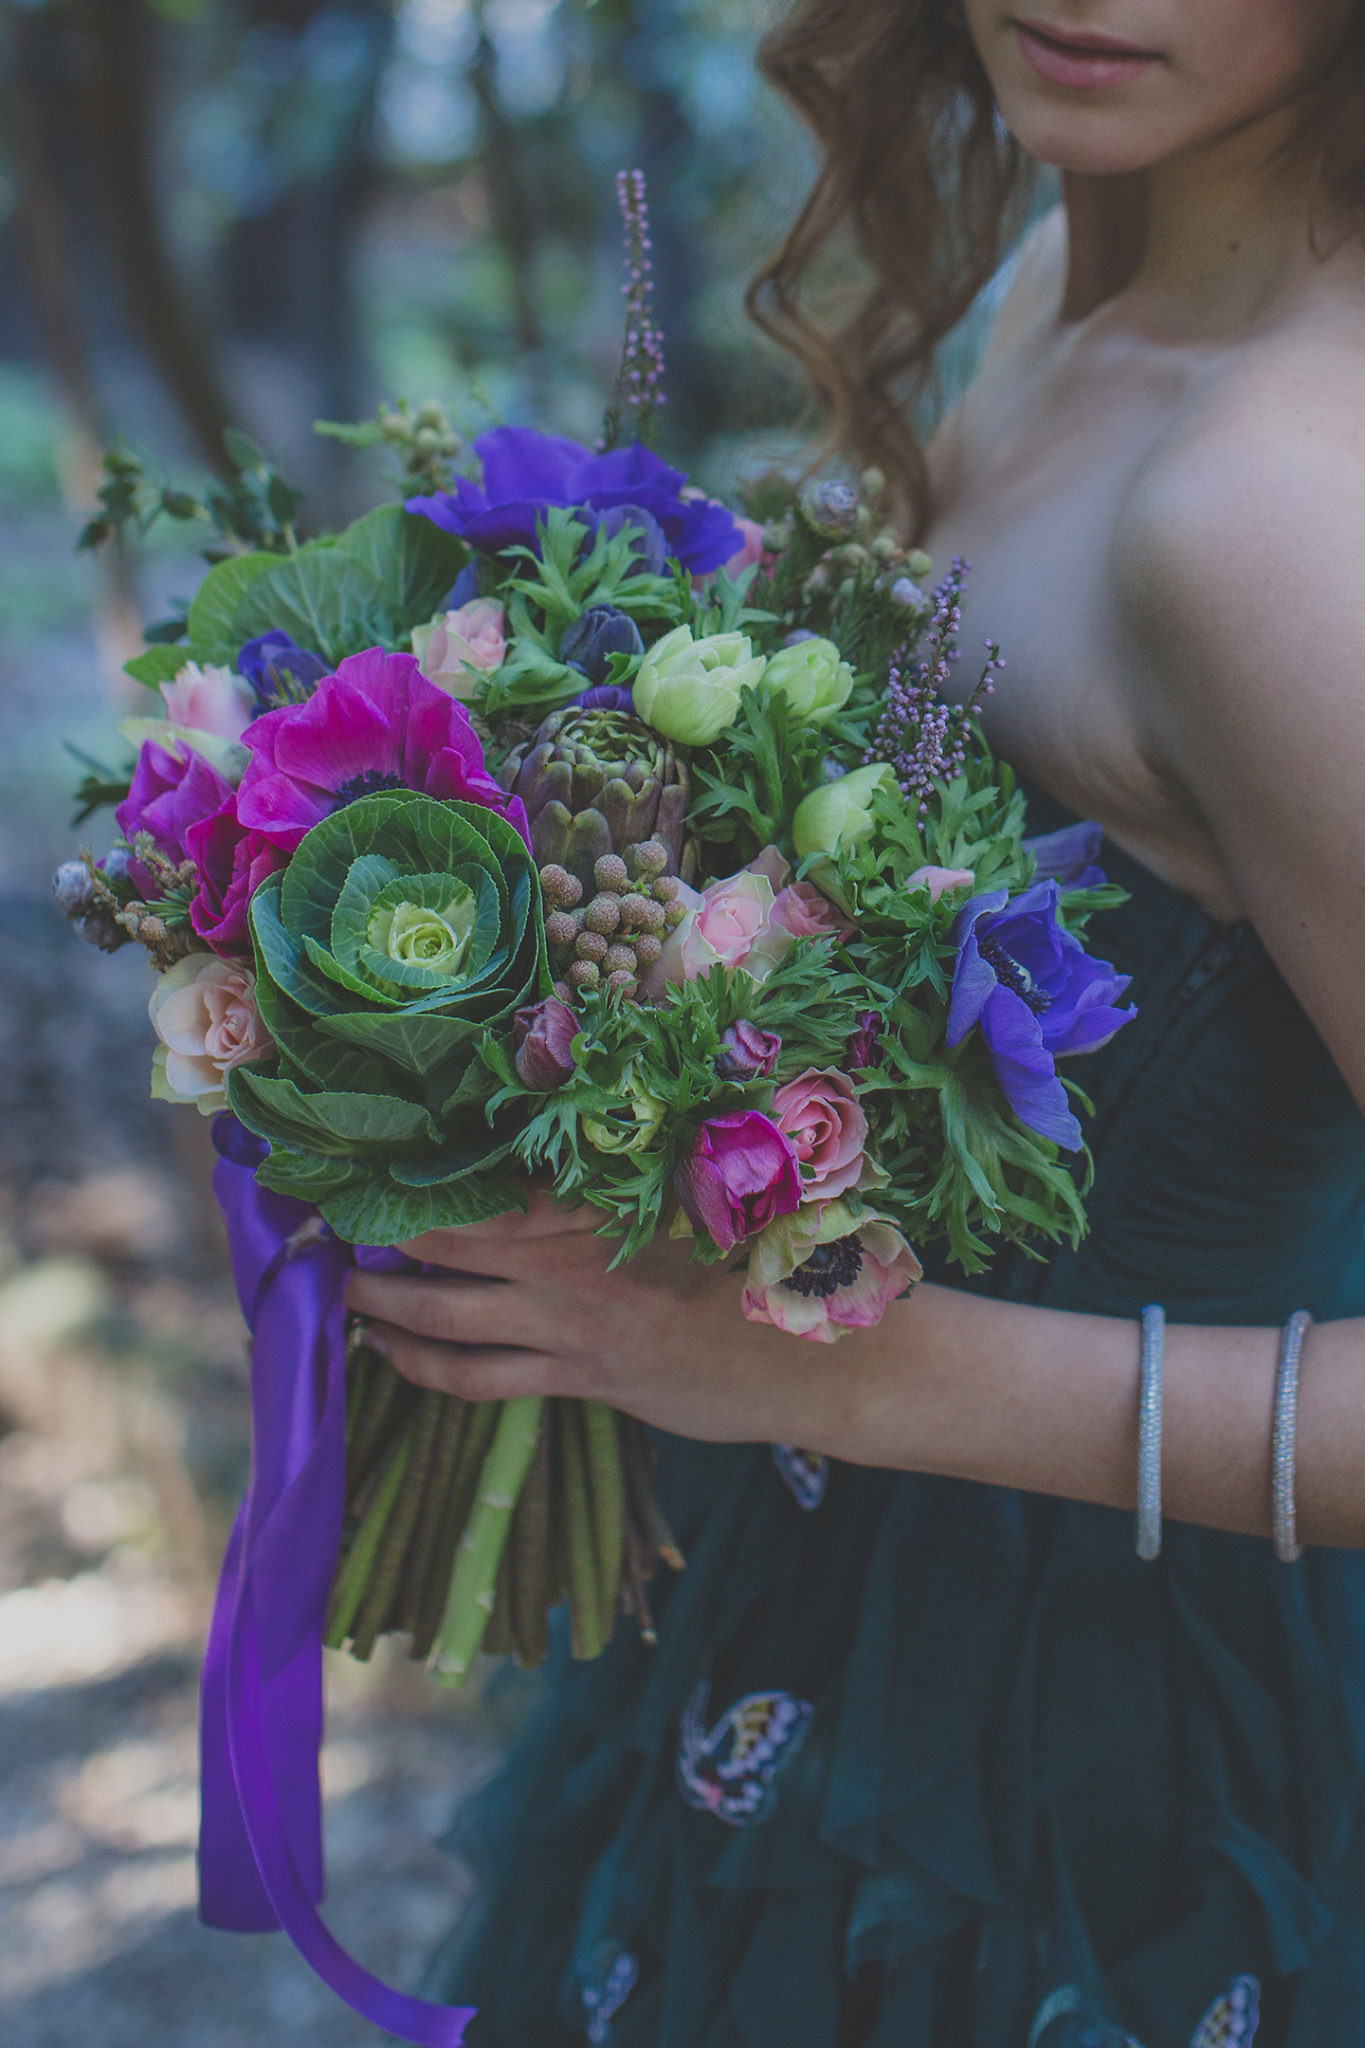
[{"left": 425, "top": 788, "right": 1365, "bottom": 2048}]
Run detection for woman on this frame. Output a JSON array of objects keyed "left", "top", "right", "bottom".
[{"left": 348, "top": 5, "right": 1365, "bottom": 2042}]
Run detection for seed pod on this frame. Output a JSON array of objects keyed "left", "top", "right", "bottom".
[
  {"left": 604, "top": 970, "right": 638, "bottom": 998},
  {"left": 539, "top": 862, "right": 582, "bottom": 909},
  {"left": 603, "top": 943, "right": 637, "bottom": 975},
  {"left": 553, "top": 980, "right": 573, "bottom": 1003},
  {"left": 652, "top": 874, "right": 681, "bottom": 904},
  {"left": 594, "top": 853, "right": 629, "bottom": 892},
  {"left": 663, "top": 900, "right": 688, "bottom": 930},
  {"left": 635, "top": 899, "right": 665, "bottom": 937},
  {"left": 633, "top": 933, "right": 663, "bottom": 968},
  {"left": 618, "top": 893, "right": 651, "bottom": 931},
  {"left": 584, "top": 892, "right": 621, "bottom": 937},
  {"left": 545, "top": 910, "right": 578, "bottom": 949},
  {"left": 568, "top": 959, "right": 601, "bottom": 991},
  {"left": 575, "top": 931, "right": 609, "bottom": 964},
  {"left": 625, "top": 839, "right": 668, "bottom": 881}
]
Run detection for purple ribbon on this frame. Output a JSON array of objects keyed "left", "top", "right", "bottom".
[{"left": 199, "top": 1116, "right": 475, "bottom": 2045}]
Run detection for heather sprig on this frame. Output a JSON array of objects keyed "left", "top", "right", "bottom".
[
  {"left": 600, "top": 168, "right": 668, "bottom": 452},
  {"left": 864, "top": 558, "right": 1004, "bottom": 817}
]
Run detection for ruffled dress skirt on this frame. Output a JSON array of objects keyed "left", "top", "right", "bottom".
[{"left": 423, "top": 793, "right": 1365, "bottom": 2048}]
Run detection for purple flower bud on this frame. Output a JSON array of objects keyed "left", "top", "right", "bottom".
[
  {"left": 715, "top": 1019, "right": 781, "bottom": 1082},
  {"left": 512, "top": 997, "right": 578, "bottom": 1090},
  {"left": 674, "top": 1110, "right": 801, "bottom": 1254},
  {"left": 560, "top": 604, "right": 646, "bottom": 685},
  {"left": 849, "top": 1009, "right": 884, "bottom": 1070}
]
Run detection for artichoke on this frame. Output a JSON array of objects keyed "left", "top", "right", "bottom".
[
  {"left": 227, "top": 790, "right": 547, "bottom": 1244},
  {"left": 502, "top": 708, "right": 689, "bottom": 890}
]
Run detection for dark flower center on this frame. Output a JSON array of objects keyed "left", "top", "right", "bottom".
[
  {"left": 332, "top": 769, "right": 409, "bottom": 810},
  {"left": 781, "top": 1232, "right": 864, "bottom": 1300},
  {"left": 978, "top": 934, "right": 1052, "bottom": 1013}
]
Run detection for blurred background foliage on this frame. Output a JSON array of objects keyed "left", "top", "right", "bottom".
[{"left": 1, "top": 0, "right": 815, "bottom": 522}]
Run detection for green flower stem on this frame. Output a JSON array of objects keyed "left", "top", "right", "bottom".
[
  {"left": 508, "top": 1414, "right": 551, "bottom": 1668},
  {"left": 346, "top": 1355, "right": 417, "bottom": 1503},
  {"left": 583, "top": 1402, "right": 625, "bottom": 1650},
  {"left": 620, "top": 1413, "right": 685, "bottom": 1573},
  {"left": 430, "top": 1395, "right": 544, "bottom": 1685},
  {"left": 560, "top": 1401, "right": 606, "bottom": 1663},
  {"left": 397, "top": 1394, "right": 467, "bottom": 1639},
  {"left": 483, "top": 1541, "right": 515, "bottom": 1658},
  {"left": 410, "top": 1398, "right": 499, "bottom": 1662},
  {"left": 324, "top": 1432, "right": 411, "bottom": 1651},
  {"left": 349, "top": 1389, "right": 445, "bottom": 1661},
  {"left": 345, "top": 1338, "right": 373, "bottom": 1439}
]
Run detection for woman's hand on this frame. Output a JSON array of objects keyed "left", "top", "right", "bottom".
[{"left": 344, "top": 1189, "right": 878, "bottom": 1451}]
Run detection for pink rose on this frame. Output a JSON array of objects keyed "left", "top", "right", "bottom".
[
  {"left": 149, "top": 953, "right": 275, "bottom": 1112},
  {"left": 769, "top": 1067, "right": 868, "bottom": 1199},
  {"left": 907, "top": 864, "right": 975, "bottom": 903},
  {"left": 185, "top": 795, "right": 288, "bottom": 957},
  {"left": 159, "top": 662, "right": 256, "bottom": 744},
  {"left": 650, "top": 855, "right": 797, "bottom": 992},
  {"left": 675, "top": 1110, "right": 802, "bottom": 1253},
  {"left": 742, "top": 1199, "right": 922, "bottom": 1344},
  {"left": 771, "top": 879, "right": 853, "bottom": 941},
  {"left": 721, "top": 516, "right": 772, "bottom": 581},
  {"left": 411, "top": 601, "right": 508, "bottom": 698}
]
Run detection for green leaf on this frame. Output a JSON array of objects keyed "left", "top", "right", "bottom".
[
  {"left": 187, "top": 552, "right": 280, "bottom": 663},
  {"left": 231, "top": 545, "right": 386, "bottom": 667},
  {"left": 318, "top": 1165, "right": 526, "bottom": 1247},
  {"left": 123, "top": 646, "right": 190, "bottom": 689},
  {"left": 227, "top": 1068, "right": 442, "bottom": 1155},
  {"left": 334, "top": 505, "right": 468, "bottom": 636}
]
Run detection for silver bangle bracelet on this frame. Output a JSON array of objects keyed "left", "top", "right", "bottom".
[
  {"left": 1136, "top": 1303, "right": 1166, "bottom": 1562},
  {"left": 1272, "top": 1309, "right": 1312, "bottom": 1564}
]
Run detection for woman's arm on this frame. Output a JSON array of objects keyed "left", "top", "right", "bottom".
[{"left": 347, "top": 1208, "right": 1365, "bottom": 1548}]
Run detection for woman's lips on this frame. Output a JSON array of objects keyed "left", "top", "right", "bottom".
[{"left": 1013, "top": 18, "right": 1163, "bottom": 90}]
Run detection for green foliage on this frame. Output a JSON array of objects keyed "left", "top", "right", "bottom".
[
  {"left": 229, "top": 792, "right": 548, "bottom": 1244},
  {"left": 486, "top": 939, "right": 868, "bottom": 1260},
  {"left": 687, "top": 679, "right": 832, "bottom": 872},
  {"left": 315, "top": 399, "right": 463, "bottom": 498},
  {"left": 78, "top": 434, "right": 304, "bottom": 560},
  {"left": 480, "top": 508, "right": 689, "bottom": 714}
]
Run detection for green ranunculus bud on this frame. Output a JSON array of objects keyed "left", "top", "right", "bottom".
[
  {"left": 631, "top": 625, "right": 767, "bottom": 747},
  {"left": 582, "top": 1063, "right": 666, "bottom": 1155},
  {"left": 792, "top": 763, "right": 899, "bottom": 859},
  {"left": 763, "top": 636, "right": 855, "bottom": 724}
]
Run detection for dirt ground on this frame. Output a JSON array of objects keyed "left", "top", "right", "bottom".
[{"left": 0, "top": 433, "right": 517, "bottom": 2046}]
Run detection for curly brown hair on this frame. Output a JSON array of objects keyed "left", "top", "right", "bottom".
[{"left": 747, "top": 1, "right": 1365, "bottom": 541}]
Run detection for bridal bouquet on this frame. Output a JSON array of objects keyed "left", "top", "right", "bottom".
[{"left": 57, "top": 176, "right": 1134, "bottom": 1698}]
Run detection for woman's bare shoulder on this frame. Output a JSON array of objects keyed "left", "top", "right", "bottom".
[
  {"left": 1115, "top": 294, "right": 1365, "bottom": 659},
  {"left": 979, "top": 204, "right": 1069, "bottom": 363}
]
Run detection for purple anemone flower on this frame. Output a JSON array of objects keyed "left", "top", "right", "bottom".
[
  {"left": 116, "top": 741, "right": 235, "bottom": 893},
  {"left": 233, "top": 646, "right": 530, "bottom": 853},
  {"left": 946, "top": 881, "right": 1135, "bottom": 1149},
  {"left": 1024, "top": 818, "right": 1106, "bottom": 890},
  {"left": 406, "top": 426, "right": 742, "bottom": 574},
  {"left": 237, "top": 631, "right": 329, "bottom": 712}
]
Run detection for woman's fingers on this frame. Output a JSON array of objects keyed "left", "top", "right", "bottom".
[
  {"left": 347, "top": 1269, "right": 559, "bottom": 1351},
  {"left": 361, "top": 1321, "right": 559, "bottom": 1402},
  {"left": 400, "top": 1191, "right": 598, "bottom": 1267}
]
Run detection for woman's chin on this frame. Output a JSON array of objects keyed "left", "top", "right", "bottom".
[{"left": 997, "top": 102, "right": 1184, "bottom": 178}]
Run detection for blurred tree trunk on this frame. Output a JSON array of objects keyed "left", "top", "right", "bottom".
[
  {"left": 469, "top": 4, "right": 543, "bottom": 359},
  {"left": 72, "top": 0, "right": 237, "bottom": 468}
]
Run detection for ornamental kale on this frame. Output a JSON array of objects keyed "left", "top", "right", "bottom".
[{"left": 227, "top": 791, "right": 548, "bottom": 1243}]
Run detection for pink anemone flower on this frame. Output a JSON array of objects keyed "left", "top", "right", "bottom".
[
  {"left": 233, "top": 646, "right": 529, "bottom": 852},
  {"left": 743, "top": 1199, "right": 922, "bottom": 1343}
]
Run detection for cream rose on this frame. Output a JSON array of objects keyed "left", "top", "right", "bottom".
[
  {"left": 411, "top": 601, "right": 508, "bottom": 699},
  {"left": 149, "top": 953, "right": 275, "bottom": 1114}
]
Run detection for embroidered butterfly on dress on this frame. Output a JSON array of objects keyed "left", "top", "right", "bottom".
[
  {"left": 578, "top": 1940, "right": 639, "bottom": 2045},
  {"left": 1190, "top": 1978, "right": 1260, "bottom": 2048},
  {"left": 1029, "top": 1977, "right": 1260, "bottom": 2048},
  {"left": 771, "top": 1443, "right": 828, "bottom": 1510},
  {"left": 676, "top": 1681, "right": 813, "bottom": 1826}
]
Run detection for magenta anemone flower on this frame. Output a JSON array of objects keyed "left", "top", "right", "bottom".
[
  {"left": 233, "top": 646, "right": 529, "bottom": 852},
  {"left": 675, "top": 1110, "right": 802, "bottom": 1254}
]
